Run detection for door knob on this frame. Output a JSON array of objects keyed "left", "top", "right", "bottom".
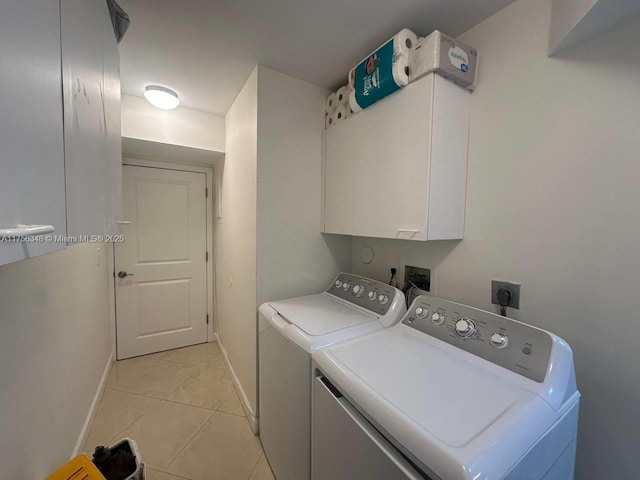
[{"left": 117, "top": 271, "right": 134, "bottom": 278}]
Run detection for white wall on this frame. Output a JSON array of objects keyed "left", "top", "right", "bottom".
[
  {"left": 215, "top": 66, "right": 352, "bottom": 422},
  {"left": 215, "top": 68, "right": 259, "bottom": 416},
  {"left": 256, "top": 66, "right": 352, "bottom": 306},
  {"left": 121, "top": 94, "right": 225, "bottom": 152},
  {"left": 350, "top": 1, "right": 640, "bottom": 477},
  {"left": 0, "top": 243, "right": 112, "bottom": 478}
]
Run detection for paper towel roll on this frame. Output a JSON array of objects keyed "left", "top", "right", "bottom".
[
  {"left": 350, "top": 28, "right": 418, "bottom": 112},
  {"left": 349, "top": 89, "right": 362, "bottom": 114},
  {"left": 392, "top": 28, "right": 418, "bottom": 86},
  {"left": 326, "top": 93, "right": 337, "bottom": 112}
]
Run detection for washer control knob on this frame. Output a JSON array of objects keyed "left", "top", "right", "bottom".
[
  {"left": 490, "top": 333, "right": 508, "bottom": 348},
  {"left": 352, "top": 285, "right": 364, "bottom": 297},
  {"left": 335, "top": 280, "right": 343, "bottom": 288},
  {"left": 455, "top": 318, "right": 476, "bottom": 338},
  {"left": 431, "top": 313, "right": 444, "bottom": 325},
  {"left": 378, "top": 294, "right": 389, "bottom": 305},
  {"left": 415, "top": 307, "right": 428, "bottom": 318},
  {"left": 342, "top": 282, "right": 350, "bottom": 291},
  {"left": 368, "top": 291, "right": 377, "bottom": 301}
]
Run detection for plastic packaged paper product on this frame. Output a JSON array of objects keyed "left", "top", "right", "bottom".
[
  {"left": 335, "top": 86, "right": 350, "bottom": 105},
  {"left": 326, "top": 93, "right": 337, "bottom": 112},
  {"left": 332, "top": 105, "right": 347, "bottom": 125},
  {"left": 410, "top": 30, "right": 478, "bottom": 90},
  {"left": 326, "top": 84, "right": 353, "bottom": 128},
  {"left": 349, "top": 28, "right": 418, "bottom": 112}
]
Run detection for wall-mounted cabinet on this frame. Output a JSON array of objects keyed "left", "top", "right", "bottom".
[
  {"left": 0, "top": 0, "right": 121, "bottom": 266},
  {"left": 62, "top": 0, "right": 122, "bottom": 237},
  {"left": 323, "top": 74, "right": 470, "bottom": 241}
]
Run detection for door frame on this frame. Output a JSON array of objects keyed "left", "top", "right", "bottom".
[{"left": 110, "top": 157, "right": 215, "bottom": 357}]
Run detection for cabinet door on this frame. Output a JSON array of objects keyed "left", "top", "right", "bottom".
[
  {"left": 102, "top": 4, "right": 123, "bottom": 234},
  {"left": 0, "top": 0, "right": 67, "bottom": 266},
  {"left": 351, "top": 76, "right": 434, "bottom": 240},
  {"left": 324, "top": 124, "right": 355, "bottom": 235},
  {"left": 61, "top": 0, "right": 110, "bottom": 238}
]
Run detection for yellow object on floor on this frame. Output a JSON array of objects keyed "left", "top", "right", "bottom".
[{"left": 45, "top": 453, "right": 106, "bottom": 480}]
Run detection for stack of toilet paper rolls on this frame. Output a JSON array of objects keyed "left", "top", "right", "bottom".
[
  {"left": 324, "top": 28, "right": 478, "bottom": 129},
  {"left": 325, "top": 84, "right": 353, "bottom": 128}
]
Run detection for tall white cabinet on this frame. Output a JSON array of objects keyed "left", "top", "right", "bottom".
[
  {"left": 0, "top": 0, "right": 68, "bottom": 264},
  {"left": 0, "top": 0, "right": 122, "bottom": 266},
  {"left": 62, "top": 0, "right": 122, "bottom": 238},
  {"left": 324, "top": 74, "right": 470, "bottom": 241}
]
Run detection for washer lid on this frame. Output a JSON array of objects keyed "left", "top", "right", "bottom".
[
  {"left": 327, "top": 328, "right": 529, "bottom": 447},
  {"left": 270, "top": 293, "right": 377, "bottom": 336}
]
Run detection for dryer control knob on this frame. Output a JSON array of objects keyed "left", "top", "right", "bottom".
[
  {"left": 335, "top": 280, "right": 343, "bottom": 288},
  {"left": 490, "top": 333, "right": 508, "bottom": 348},
  {"left": 342, "top": 282, "right": 350, "bottom": 290},
  {"left": 352, "top": 285, "right": 364, "bottom": 297},
  {"left": 455, "top": 318, "right": 476, "bottom": 337},
  {"left": 415, "top": 307, "right": 428, "bottom": 318},
  {"left": 368, "top": 291, "right": 377, "bottom": 301},
  {"left": 378, "top": 294, "right": 389, "bottom": 305},
  {"left": 431, "top": 313, "right": 445, "bottom": 325}
]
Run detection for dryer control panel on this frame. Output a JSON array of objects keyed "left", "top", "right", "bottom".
[
  {"left": 327, "top": 273, "right": 400, "bottom": 317},
  {"left": 402, "top": 295, "right": 553, "bottom": 383}
]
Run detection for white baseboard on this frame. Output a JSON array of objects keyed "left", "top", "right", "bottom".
[
  {"left": 216, "top": 336, "right": 258, "bottom": 434},
  {"left": 72, "top": 352, "right": 114, "bottom": 457}
]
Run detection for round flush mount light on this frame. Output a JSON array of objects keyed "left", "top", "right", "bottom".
[{"left": 144, "top": 85, "right": 180, "bottom": 110}]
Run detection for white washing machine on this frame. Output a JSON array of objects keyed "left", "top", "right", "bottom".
[
  {"left": 312, "top": 295, "right": 580, "bottom": 480},
  {"left": 258, "top": 273, "right": 406, "bottom": 480}
]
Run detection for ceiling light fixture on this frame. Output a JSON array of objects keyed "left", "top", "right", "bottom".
[{"left": 144, "top": 85, "right": 180, "bottom": 110}]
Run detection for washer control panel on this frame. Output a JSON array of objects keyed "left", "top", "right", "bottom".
[
  {"left": 402, "top": 295, "right": 553, "bottom": 382},
  {"left": 328, "top": 273, "right": 399, "bottom": 316}
]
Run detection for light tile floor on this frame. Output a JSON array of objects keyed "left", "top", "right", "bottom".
[{"left": 82, "top": 343, "right": 275, "bottom": 480}]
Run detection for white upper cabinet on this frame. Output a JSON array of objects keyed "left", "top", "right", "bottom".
[
  {"left": 0, "top": 0, "right": 68, "bottom": 265},
  {"left": 0, "top": 0, "right": 122, "bottom": 266},
  {"left": 323, "top": 74, "right": 470, "bottom": 241},
  {"left": 62, "top": 0, "right": 122, "bottom": 237}
]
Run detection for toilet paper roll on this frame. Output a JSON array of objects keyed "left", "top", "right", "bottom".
[
  {"left": 335, "top": 85, "right": 350, "bottom": 105},
  {"left": 325, "top": 112, "right": 333, "bottom": 129},
  {"left": 326, "top": 93, "right": 337, "bottom": 112},
  {"left": 350, "top": 28, "right": 418, "bottom": 112},
  {"left": 332, "top": 105, "right": 347, "bottom": 125}
]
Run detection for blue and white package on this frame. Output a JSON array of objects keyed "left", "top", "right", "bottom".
[{"left": 348, "top": 28, "right": 418, "bottom": 113}]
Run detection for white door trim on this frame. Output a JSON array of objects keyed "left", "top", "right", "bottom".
[{"left": 119, "top": 157, "right": 215, "bottom": 344}]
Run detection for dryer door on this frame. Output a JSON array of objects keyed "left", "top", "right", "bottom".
[{"left": 312, "top": 376, "right": 427, "bottom": 480}]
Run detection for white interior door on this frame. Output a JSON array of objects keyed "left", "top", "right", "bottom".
[{"left": 116, "top": 166, "right": 208, "bottom": 359}]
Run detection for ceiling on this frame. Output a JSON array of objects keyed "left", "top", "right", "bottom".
[{"left": 118, "top": 0, "right": 516, "bottom": 116}]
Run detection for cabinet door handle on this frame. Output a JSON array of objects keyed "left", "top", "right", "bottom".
[
  {"left": 0, "top": 225, "right": 55, "bottom": 240},
  {"left": 116, "top": 220, "right": 131, "bottom": 225},
  {"left": 397, "top": 229, "right": 419, "bottom": 237}
]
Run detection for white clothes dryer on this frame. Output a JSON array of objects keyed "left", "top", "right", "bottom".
[
  {"left": 258, "top": 273, "right": 406, "bottom": 480},
  {"left": 312, "top": 294, "right": 580, "bottom": 480}
]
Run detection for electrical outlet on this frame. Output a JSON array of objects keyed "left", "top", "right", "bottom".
[{"left": 491, "top": 280, "right": 521, "bottom": 309}]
